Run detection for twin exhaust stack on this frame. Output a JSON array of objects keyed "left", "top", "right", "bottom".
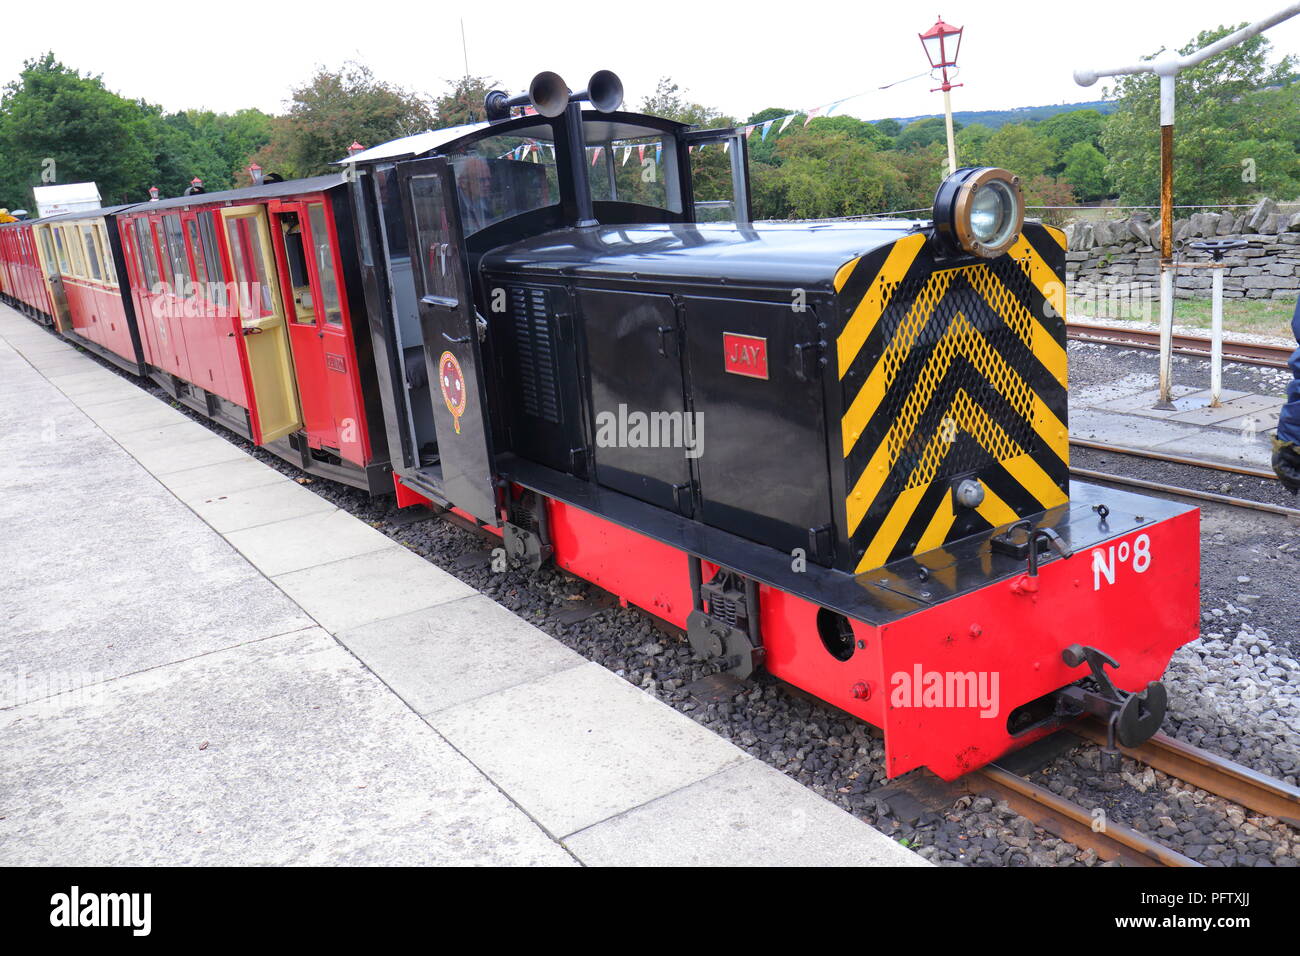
[{"left": 484, "top": 70, "right": 624, "bottom": 121}]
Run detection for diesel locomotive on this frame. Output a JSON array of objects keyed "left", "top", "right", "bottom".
[{"left": 0, "top": 70, "right": 1200, "bottom": 781}]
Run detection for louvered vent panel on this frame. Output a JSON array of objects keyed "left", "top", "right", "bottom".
[{"left": 508, "top": 285, "right": 561, "bottom": 424}]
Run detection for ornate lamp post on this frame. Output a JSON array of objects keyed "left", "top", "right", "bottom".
[{"left": 919, "top": 16, "right": 963, "bottom": 176}]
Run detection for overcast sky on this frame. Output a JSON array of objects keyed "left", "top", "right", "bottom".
[{"left": 6, "top": 1, "right": 1300, "bottom": 123}]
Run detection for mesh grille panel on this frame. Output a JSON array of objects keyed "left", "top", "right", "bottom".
[{"left": 876, "top": 260, "right": 1036, "bottom": 491}]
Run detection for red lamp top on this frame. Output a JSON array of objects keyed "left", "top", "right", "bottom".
[
  {"left": 347, "top": 141, "right": 365, "bottom": 155},
  {"left": 919, "top": 16, "right": 963, "bottom": 70}
]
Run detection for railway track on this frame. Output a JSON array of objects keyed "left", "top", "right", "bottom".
[
  {"left": 1069, "top": 437, "right": 1278, "bottom": 481},
  {"left": 966, "top": 719, "right": 1300, "bottom": 868},
  {"left": 1070, "top": 466, "right": 1300, "bottom": 518},
  {"left": 1067, "top": 320, "right": 1293, "bottom": 369}
]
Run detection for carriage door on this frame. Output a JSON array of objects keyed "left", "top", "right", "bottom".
[
  {"left": 396, "top": 156, "right": 498, "bottom": 523},
  {"left": 682, "top": 127, "right": 752, "bottom": 222},
  {"left": 219, "top": 205, "right": 302, "bottom": 444},
  {"left": 268, "top": 200, "right": 336, "bottom": 452},
  {"left": 34, "top": 225, "right": 72, "bottom": 332}
]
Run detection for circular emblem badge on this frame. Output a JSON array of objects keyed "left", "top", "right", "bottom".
[{"left": 439, "top": 350, "right": 467, "bottom": 434}]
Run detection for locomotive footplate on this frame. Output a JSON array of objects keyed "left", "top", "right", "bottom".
[{"left": 1053, "top": 643, "right": 1168, "bottom": 770}]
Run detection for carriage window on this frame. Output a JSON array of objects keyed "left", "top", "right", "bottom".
[
  {"left": 198, "top": 214, "right": 227, "bottom": 307},
  {"left": 443, "top": 127, "right": 559, "bottom": 234},
  {"left": 67, "top": 226, "right": 87, "bottom": 277},
  {"left": 225, "top": 217, "right": 275, "bottom": 318},
  {"left": 186, "top": 220, "right": 208, "bottom": 293},
  {"left": 134, "top": 220, "right": 161, "bottom": 288},
  {"left": 307, "top": 203, "right": 343, "bottom": 326},
  {"left": 98, "top": 225, "right": 117, "bottom": 286},
  {"left": 38, "top": 229, "right": 56, "bottom": 273},
  {"left": 52, "top": 229, "right": 69, "bottom": 274},
  {"left": 163, "top": 215, "right": 190, "bottom": 291},
  {"left": 81, "top": 226, "right": 102, "bottom": 281}
]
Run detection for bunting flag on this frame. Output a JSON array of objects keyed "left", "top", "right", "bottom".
[
  {"left": 803, "top": 106, "right": 822, "bottom": 127},
  {"left": 744, "top": 125, "right": 755, "bottom": 139},
  {"left": 622, "top": 146, "right": 632, "bottom": 165},
  {"left": 638, "top": 144, "right": 646, "bottom": 163},
  {"left": 655, "top": 144, "right": 661, "bottom": 163},
  {"left": 761, "top": 119, "right": 774, "bottom": 140},
  {"left": 590, "top": 146, "right": 603, "bottom": 166},
  {"left": 723, "top": 141, "right": 730, "bottom": 153},
  {"left": 779, "top": 114, "right": 795, "bottom": 134}
]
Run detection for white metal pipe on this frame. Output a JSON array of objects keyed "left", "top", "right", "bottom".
[
  {"left": 1210, "top": 267, "right": 1224, "bottom": 407},
  {"left": 1158, "top": 267, "right": 1175, "bottom": 408},
  {"left": 1073, "top": 2, "right": 1300, "bottom": 87},
  {"left": 942, "top": 88, "right": 957, "bottom": 176}
]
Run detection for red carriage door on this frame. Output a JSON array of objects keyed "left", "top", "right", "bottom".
[{"left": 268, "top": 198, "right": 366, "bottom": 461}]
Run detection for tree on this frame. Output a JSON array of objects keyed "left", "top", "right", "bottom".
[
  {"left": 874, "top": 118, "right": 901, "bottom": 138},
  {"left": 955, "top": 124, "right": 993, "bottom": 167},
  {"left": 435, "top": 74, "right": 499, "bottom": 127},
  {"left": 1061, "top": 141, "right": 1109, "bottom": 201},
  {"left": 744, "top": 106, "right": 794, "bottom": 166},
  {"left": 641, "top": 77, "right": 734, "bottom": 128},
  {"left": 1101, "top": 24, "right": 1299, "bottom": 205},
  {"left": 256, "top": 61, "right": 436, "bottom": 178},
  {"left": 982, "top": 123, "right": 1054, "bottom": 178},
  {"left": 1038, "top": 109, "right": 1105, "bottom": 168},
  {"left": 0, "top": 53, "right": 156, "bottom": 207},
  {"left": 1022, "top": 175, "right": 1077, "bottom": 226},
  {"left": 752, "top": 127, "right": 909, "bottom": 219},
  {"left": 895, "top": 116, "right": 958, "bottom": 151}
]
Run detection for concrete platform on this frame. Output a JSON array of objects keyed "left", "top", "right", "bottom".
[
  {"left": 1070, "top": 379, "right": 1279, "bottom": 469},
  {"left": 0, "top": 306, "right": 923, "bottom": 868}
]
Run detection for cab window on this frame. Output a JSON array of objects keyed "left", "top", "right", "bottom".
[{"left": 443, "top": 124, "right": 560, "bottom": 234}]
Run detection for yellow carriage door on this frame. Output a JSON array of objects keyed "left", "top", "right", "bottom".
[
  {"left": 33, "top": 223, "right": 72, "bottom": 331},
  {"left": 220, "top": 206, "right": 301, "bottom": 443}
]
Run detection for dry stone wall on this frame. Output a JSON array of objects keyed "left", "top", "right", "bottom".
[{"left": 1062, "top": 198, "right": 1300, "bottom": 302}]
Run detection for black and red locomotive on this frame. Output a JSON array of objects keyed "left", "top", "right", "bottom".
[{"left": 0, "top": 70, "right": 1199, "bottom": 781}]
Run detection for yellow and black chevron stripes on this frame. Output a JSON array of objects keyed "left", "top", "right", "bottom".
[{"left": 833, "top": 223, "right": 1070, "bottom": 574}]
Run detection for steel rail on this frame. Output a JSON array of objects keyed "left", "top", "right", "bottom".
[
  {"left": 1067, "top": 321, "right": 1292, "bottom": 369},
  {"left": 1069, "top": 438, "right": 1278, "bottom": 481},
  {"left": 968, "top": 765, "right": 1201, "bottom": 866},
  {"left": 1070, "top": 466, "right": 1300, "bottom": 518},
  {"left": 1074, "top": 720, "right": 1300, "bottom": 829}
]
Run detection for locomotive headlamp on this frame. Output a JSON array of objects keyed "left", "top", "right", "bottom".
[{"left": 932, "top": 166, "right": 1024, "bottom": 258}]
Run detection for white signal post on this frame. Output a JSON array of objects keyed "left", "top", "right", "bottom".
[
  {"left": 919, "top": 17, "right": 963, "bottom": 177},
  {"left": 1073, "top": 3, "right": 1300, "bottom": 406}
]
